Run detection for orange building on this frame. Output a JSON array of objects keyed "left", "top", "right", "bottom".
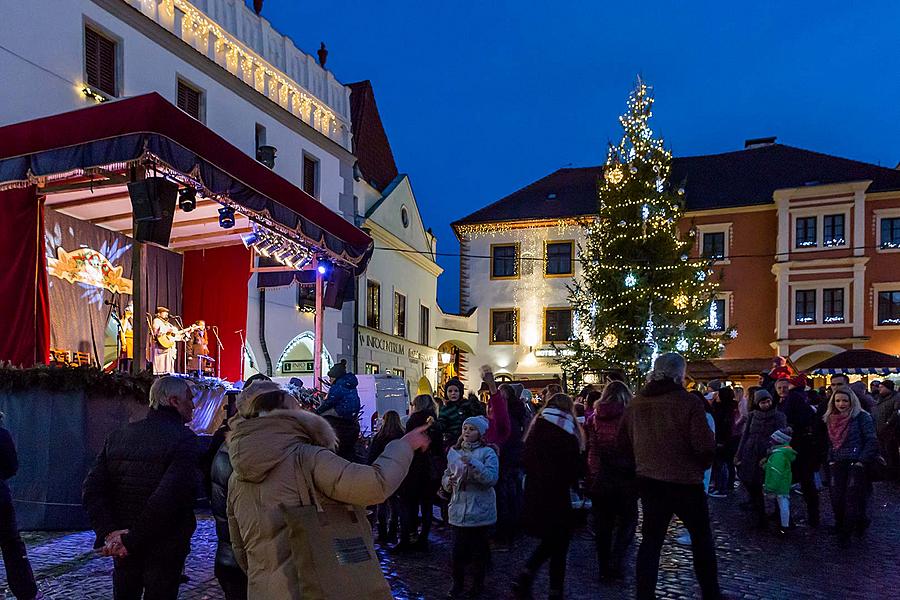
[{"left": 453, "top": 138, "right": 900, "bottom": 380}]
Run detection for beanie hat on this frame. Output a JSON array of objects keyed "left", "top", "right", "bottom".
[
  {"left": 521, "top": 389, "right": 533, "bottom": 403},
  {"left": 883, "top": 380, "right": 895, "bottom": 391},
  {"left": 463, "top": 415, "right": 489, "bottom": 437},
  {"left": 445, "top": 377, "right": 464, "bottom": 397},
  {"left": 708, "top": 379, "right": 723, "bottom": 392},
  {"left": 771, "top": 428, "right": 792, "bottom": 446},
  {"left": 789, "top": 374, "right": 807, "bottom": 389},
  {"left": 754, "top": 389, "right": 773, "bottom": 404},
  {"left": 327, "top": 359, "right": 347, "bottom": 380}
]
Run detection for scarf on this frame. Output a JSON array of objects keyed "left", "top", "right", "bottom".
[
  {"left": 541, "top": 407, "right": 584, "bottom": 451},
  {"left": 827, "top": 412, "right": 852, "bottom": 450}
]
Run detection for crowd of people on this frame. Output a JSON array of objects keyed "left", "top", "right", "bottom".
[{"left": 0, "top": 351, "right": 898, "bottom": 600}]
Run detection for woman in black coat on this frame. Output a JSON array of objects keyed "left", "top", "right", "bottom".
[
  {"left": 0, "top": 416, "right": 39, "bottom": 600},
  {"left": 395, "top": 395, "right": 442, "bottom": 552},
  {"left": 780, "top": 386, "right": 821, "bottom": 526},
  {"left": 734, "top": 389, "right": 788, "bottom": 527},
  {"left": 513, "top": 394, "right": 582, "bottom": 600}
]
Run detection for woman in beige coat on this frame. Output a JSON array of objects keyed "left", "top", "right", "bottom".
[{"left": 226, "top": 381, "right": 430, "bottom": 599}]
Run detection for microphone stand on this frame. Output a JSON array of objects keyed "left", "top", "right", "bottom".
[
  {"left": 235, "top": 329, "right": 246, "bottom": 382},
  {"left": 211, "top": 326, "right": 224, "bottom": 380}
]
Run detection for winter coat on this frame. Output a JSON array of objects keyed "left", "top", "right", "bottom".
[
  {"left": 400, "top": 409, "right": 443, "bottom": 496},
  {"left": 849, "top": 382, "right": 875, "bottom": 414},
  {"left": 442, "top": 443, "right": 499, "bottom": 527},
  {"left": 735, "top": 408, "right": 788, "bottom": 485},
  {"left": 522, "top": 417, "right": 581, "bottom": 537},
  {"left": 438, "top": 398, "right": 485, "bottom": 446},
  {"left": 210, "top": 440, "right": 237, "bottom": 569},
  {"left": 82, "top": 407, "right": 198, "bottom": 555},
  {"left": 367, "top": 430, "right": 405, "bottom": 465},
  {"left": 620, "top": 379, "right": 715, "bottom": 485},
  {"left": 226, "top": 409, "right": 413, "bottom": 600},
  {"left": 779, "top": 389, "right": 821, "bottom": 477},
  {"left": 483, "top": 390, "right": 511, "bottom": 447},
  {"left": 827, "top": 411, "right": 879, "bottom": 464},
  {"left": 585, "top": 401, "right": 634, "bottom": 495},
  {"left": 317, "top": 373, "right": 361, "bottom": 419},
  {"left": 871, "top": 391, "right": 900, "bottom": 437},
  {"left": 500, "top": 399, "right": 531, "bottom": 471},
  {"left": 763, "top": 445, "right": 796, "bottom": 495}
]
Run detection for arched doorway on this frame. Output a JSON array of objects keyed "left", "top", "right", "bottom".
[
  {"left": 790, "top": 344, "right": 846, "bottom": 372},
  {"left": 276, "top": 332, "right": 334, "bottom": 378}
]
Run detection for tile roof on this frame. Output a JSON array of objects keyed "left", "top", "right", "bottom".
[
  {"left": 452, "top": 144, "right": 900, "bottom": 228},
  {"left": 348, "top": 80, "right": 399, "bottom": 192}
]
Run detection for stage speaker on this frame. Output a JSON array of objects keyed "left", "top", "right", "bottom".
[{"left": 128, "top": 177, "right": 178, "bottom": 246}]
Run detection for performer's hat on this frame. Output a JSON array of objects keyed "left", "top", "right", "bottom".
[{"left": 156, "top": 306, "right": 170, "bottom": 313}]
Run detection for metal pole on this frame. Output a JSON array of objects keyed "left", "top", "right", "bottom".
[
  {"left": 131, "top": 240, "right": 146, "bottom": 375},
  {"left": 313, "top": 257, "right": 324, "bottom": 390}
]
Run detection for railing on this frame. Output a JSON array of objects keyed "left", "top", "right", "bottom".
[{"left": 125, "top": 0, "right": 351, "bottom": 148}]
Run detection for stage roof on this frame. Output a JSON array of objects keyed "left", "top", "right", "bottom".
[{"left": 0, "top": 93, "right": 372, "bottom": 269}]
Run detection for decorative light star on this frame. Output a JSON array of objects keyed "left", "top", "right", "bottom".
[{"left": 624, "top": 273, "right": 637, "bottom": 288}]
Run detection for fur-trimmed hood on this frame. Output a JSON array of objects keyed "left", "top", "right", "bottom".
[{"left": 228, "top": 409, "right": 337, "bottom": 484}]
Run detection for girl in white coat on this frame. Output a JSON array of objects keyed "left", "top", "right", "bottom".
[{"left": 442, "top": 416, "right": 499, "bottom": 598}]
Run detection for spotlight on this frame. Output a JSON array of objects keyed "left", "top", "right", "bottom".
[
  {"left": 218, "top": 206, "right": 236, "bottom": 229},
  {"left": 240, "top": 232, "right": 259, "bottom": 248},
  {"left": 290, "top": 254, "right": 312, "bottom": 269},
  {"left": 178, "top": 187, "right": 197, "bottom": 212},
  {"left": 316, "top": 260, "right": 330, "bottom": 275}
]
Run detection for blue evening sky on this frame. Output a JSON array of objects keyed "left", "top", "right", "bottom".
[{"left": 260, "top": 0, "right": 900, "bottom": 312}]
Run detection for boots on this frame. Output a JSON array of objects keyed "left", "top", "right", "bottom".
[{"left": 511, "top": 570, "right": 535, "bottom": 599}]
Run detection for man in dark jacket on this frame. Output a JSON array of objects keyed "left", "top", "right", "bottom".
[
  {"left": 0, "top": 415, "right": 40, "bottom": 600},
  {"left": 873, "top": 380, "right": 900, "bottom": 478},
  {"left": 83, "top": 376, "right": 199, "bottom": 600},
  {"left": 620, "top": 353, "right": 722, "bottom": 600}
]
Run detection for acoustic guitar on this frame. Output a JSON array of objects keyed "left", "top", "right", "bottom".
[{"left": 156, "top": 323, "right": 202, "bottom": 349}]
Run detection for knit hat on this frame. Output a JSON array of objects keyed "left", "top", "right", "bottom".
[
  {"left": 521, "top": 389, "right": 533, "bottom": 403},
  {"left": 463, "top": 415, "right": 489, "bottom": 437},
  {"left": 771, "top": 428, "right": 792, "bottom": 445},
  {"left": 708, "top": 379, "right": 723, "bottom": 392},
  {"left": 445, "top": 377, "right": 464, "bottom": 397},
  {"left": 883, "top": 380, "right": 895, "bottom": 391},
  {"left": 327, "top": 359, "right": 347, "bottom": 380},
  {"left": 754, "top": 389, "right": 773, "bottom": 404},
  {"left": 789, "top": 374, "right": 807, "bottom": 389}
]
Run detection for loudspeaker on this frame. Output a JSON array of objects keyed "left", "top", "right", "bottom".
[{"left": 128, "top": 177, "right": 178, "bottom": 246}]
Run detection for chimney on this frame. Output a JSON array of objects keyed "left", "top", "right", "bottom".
[
  {"left": 744, "top": 136, "right": 777, "bottom": 149},
  {"left": 317, "top": 43, "right": 328, "bottom": 67}
]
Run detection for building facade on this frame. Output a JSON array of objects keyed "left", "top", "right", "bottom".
[
  {"left": 1, "top": 0, "right": 362, "bottom": 380},
  {"left": 452, "top": 138, "right": 900, "bottom": 385}
]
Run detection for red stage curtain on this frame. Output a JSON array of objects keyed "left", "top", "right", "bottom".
[
  {"left": 0, "top": 186, "right": 49, "bottom": 366},
  {"left": 182, "top": 245, "right": 251, "bottom": 382}
]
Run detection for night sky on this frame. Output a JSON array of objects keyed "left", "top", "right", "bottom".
[{"left": 259, "top": 0, "right": 900, "bottom": 312}]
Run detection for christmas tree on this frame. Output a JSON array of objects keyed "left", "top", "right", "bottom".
[{"left": 561, "top": 79, "right": 734, "bottom": 386}]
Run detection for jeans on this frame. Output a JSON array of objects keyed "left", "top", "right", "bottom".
[
  {"left": 591, "top": 485, "right": 637, "bottom": 575},
  {"left": 494, "top": 467, "right": 524, "bottom": 543},
  {"left": 636, "top": 478, "right": 721, "bottom": 600},
  {"left": 451, "top": 526, "right": 490, "bottom": 588},
  {"left": 877, "top": 431, "right": 899, "bottom": 479},
  {"left": 829, "top": 461, "right": 871, "bottom": 537},
  {"left": 524, "top": 529, "right": 571, "bottom": 593},
  {"left": 0, "top": 494, "right": 38, "bottom": 600},
  {"left": 112, "top": 551, "right": 189, "bottom": 600},
  {"left": 214, "top": 562, "right": 247, "bottom": 600}
]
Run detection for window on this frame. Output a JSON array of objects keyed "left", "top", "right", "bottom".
[
  {"left": 391, "top": 368, "right": 405, "bottom": 378},
  {"left": 823, "top": 288, "right": 845, "bottom": 323},
  {"left": 701, "top": 232, "right": 726, "bottom": 260},
  {"left": 544, "top": 308, "right": 573, "bottom": 342},
  {"left": 393, "top": 292, "right": 406, "bottom": 338},
  {"left": 366, "top": 280, "right": 380, "bottom": 329},
  {"left": 255, "top": 123, "right": 267, "bottom": 149},
  {"left": 795, "top": 290, "right": 817, "bottom": 324},
  {"left": 823, "top": 214, "right": 845, "bottom": 247},
  {"left": 795, "top": 217, "right": 817, "bottom": 248},
  {"left": 708, "top": 298, "right": 726, "bottom": 331},
  {"left": 545, "top": 241, "right": 574, "bottom": 276},
  {"left": 881, "top": 217, "right": 900, "bottom": 249},
  {"left": 401, "top": 206, "right": 410, "bottom": 229},
  {"left": 84, "top": 26, "right": 117, "bottom": 97},
  {"left": 365, "top": 363, "right": 380, "bottom": 375},
  {"left": 491, "top": 244, "right": 518, "bottom": 279},
  {"left": 490, "top": 309, "right": 518, "bottom": 344},
  {"left": 420, "top": 305, "right": 430, "bottom": 346},
  {"left": 302, "top": 154, "right": 318, "bottom": 197},
  {"left": 878, "top": 291, "right": 900, "bottom": 326},
  {"left": 176, "top": 79, "right": 203, "bottom": 120}
]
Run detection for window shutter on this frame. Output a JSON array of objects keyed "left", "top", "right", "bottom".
[
  {"left": 177, "top": 80, "right": 202, "bottom": 120},
  {"left": 303, "top": 156, "right": 317, "bottom": 197},
  {"left": 85, "top": 27, "right": 116, "bottom": 96}
]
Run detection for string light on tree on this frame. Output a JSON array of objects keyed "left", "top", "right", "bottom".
[{"left": 560, "top": 77, "right": 733, "bottom": 386}]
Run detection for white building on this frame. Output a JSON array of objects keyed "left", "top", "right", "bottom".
[
  {"left": 0, "top": 0, "right": 361, "bottom": 379},
  {"left": 349, "top": 81, "right": 443, "bottom": 393}
]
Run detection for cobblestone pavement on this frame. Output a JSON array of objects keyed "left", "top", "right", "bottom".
[{"left": 5, "top": 482, "right": 899, "bottom": 599}]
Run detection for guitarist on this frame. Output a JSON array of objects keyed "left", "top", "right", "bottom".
[{"left": 152, "top": 306, "right": 179, "bottom": 374}]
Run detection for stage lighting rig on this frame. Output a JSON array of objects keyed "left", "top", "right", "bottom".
[
  {"left": 178, "top": 187, "right": 197, "bottom": 212},
  {"left": 218, "top": 206, "right": 236, "bottom": 229}
]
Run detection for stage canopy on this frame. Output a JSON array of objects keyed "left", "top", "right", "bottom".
[
  {"left": 0, "top": 93, "right": 372, "bottom": 374},
  {"left": 808, "top": 349, "right": 900, "bottom": 376}
]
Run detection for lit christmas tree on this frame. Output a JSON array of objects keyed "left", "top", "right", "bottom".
[{"left": 561, "top": 79, "right": 735, "bottom": 386}]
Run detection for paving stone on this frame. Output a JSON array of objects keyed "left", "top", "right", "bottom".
[{"left": 2, "top": 482, "right": 898, "bottom": 598}]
